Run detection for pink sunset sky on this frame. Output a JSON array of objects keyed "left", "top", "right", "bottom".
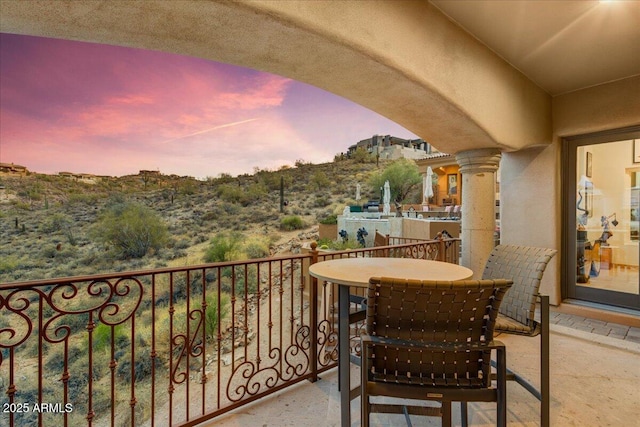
[{"left": 0, "top": 33, "right": 420, "bottom": 178}]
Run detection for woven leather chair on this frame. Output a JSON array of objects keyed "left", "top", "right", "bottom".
[
  {"left": 477, "top": 245, "right": 557, "bottom": 427},
  {"left": 361, "top": 277, "right": 513, "bottom": 427}
]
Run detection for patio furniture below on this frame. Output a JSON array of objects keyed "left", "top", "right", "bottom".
[
  {"left": 478, "top": 244, "right": 557, "bottom": 427},
  {"left": 309, "top": 257, "right": 472, "bottom": 427},
  {"left": 361, "top": 277, "right": 513, "bottom": 427}
]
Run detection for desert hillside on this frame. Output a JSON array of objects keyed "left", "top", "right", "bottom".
[{"left": 0, "top": 158, "right": 393, "bottom": 283}]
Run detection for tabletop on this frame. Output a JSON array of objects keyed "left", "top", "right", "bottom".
[{"left": 308, "top": 257, "right": 473, "bottom": 287}]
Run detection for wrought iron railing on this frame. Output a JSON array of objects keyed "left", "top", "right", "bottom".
[{"left": 0, "top": 238, "right": 459, "bottom": 427}]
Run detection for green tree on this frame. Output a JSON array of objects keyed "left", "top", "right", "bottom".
[
  {"left": 350, "top": 147, "right": 375, "bottom": 163},
  {"left": 94, "top": 202, "right": 169, "bottom": 259},
  {"left": 309, "top": 170, "right": 330, "bottom": 191},
  {"left": 369, "top": 158, "right": 421, "bottom": 203}
]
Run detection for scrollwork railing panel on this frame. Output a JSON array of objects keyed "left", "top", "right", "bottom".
[{"left": 1, "top": 240, "right": 446, "bottom": 426}]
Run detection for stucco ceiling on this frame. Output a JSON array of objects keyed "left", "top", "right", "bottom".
[{"left": 431, "top": 0, "right": 640, "bottom": 96}]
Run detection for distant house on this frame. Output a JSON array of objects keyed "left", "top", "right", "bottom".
[
  {"left": 0, "top": 162, "right": 28, "bottom": 176},
  {"left": 58, "top": 171, "right": 101, "bottom": 184},
  {"left": 347, "top": 135, "right": 434, "bottom": 160}
]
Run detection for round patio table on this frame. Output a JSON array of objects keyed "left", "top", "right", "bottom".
[{"left": 309, "top": 257, "right": 473, "bottom": 427}]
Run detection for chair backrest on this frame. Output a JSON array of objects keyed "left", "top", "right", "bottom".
[
  {"left": 482, "top": 245, "right": 557, "bottom": 329},
  {"left": 366, "top": 277, "right": 512, "bottom": 387},
  {"left": 374, "top": 231, "right": 388, "bottom": 247}
]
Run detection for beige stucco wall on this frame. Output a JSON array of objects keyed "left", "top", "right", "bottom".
[
  {"left": 553, "top": 76, "right": 640, "bottom": 138},
  {"left": 0, "top": 0, "right": 551, "bottom": 155},
  {"left": 500, "top": 76, "right": 640, "bottom": 304},
  {"left": 500, "top": 145, "right": 560, "bottom": 302}
]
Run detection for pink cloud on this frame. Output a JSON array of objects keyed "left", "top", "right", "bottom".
[{"left": 1, "top": 34, "right": 419, "bottom": 177}]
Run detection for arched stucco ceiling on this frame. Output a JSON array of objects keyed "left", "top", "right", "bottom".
[{"left": 0, "top": 0, "right": 552, "bottom": 154}]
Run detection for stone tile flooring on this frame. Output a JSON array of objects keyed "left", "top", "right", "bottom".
[
  {"left": 207, "top": 309, "right": 640, "bottom": 427},
  {"left": 550, "top": 310, "right": 640, "bottom": 343}
]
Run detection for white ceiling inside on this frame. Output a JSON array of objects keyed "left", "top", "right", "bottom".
[{"left": 431, "top": 0, "right": 640, "bottom": 96}]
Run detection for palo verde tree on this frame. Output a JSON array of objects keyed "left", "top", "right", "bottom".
[
  {"left": 369, "top": 158, "right": 422, "bottom": 203},
  {"left": 94, "top": 201, "right": 169, "bottom": 259}
]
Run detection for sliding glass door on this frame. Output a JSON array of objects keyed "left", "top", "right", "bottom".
[{"left": 564, "top": 127, "right": 640, "bottom": 310}]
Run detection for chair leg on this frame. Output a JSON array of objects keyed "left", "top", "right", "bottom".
[
  {"left": 496, "top": 347, "right": 507, "bottom": 427},
  {"left": 441, "top": 402, "right": 452, "bottom": 427},
  {"left": 461, "top": 402, "right": 469, "bottom": 427},
  {"left": 361, "top": 345, "right": 370, "bottom": 427},
  {"left": 361, "top": 392, "right": 370, "bottom": 427},
  {"left": 360, "top": 396, "right": 371, "bottom": 427},
  {"left": 541, "top": 295, "right": 550, "bottom": 427}
]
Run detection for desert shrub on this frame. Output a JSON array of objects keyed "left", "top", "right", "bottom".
[
  {"left": 200, "top": 292, "right": 230, "bottom": 339},
  {"left": 11, "top": 200, "right": 31, "bottom": 210},
  {"left": 245, "top": 182, "right": 268, "bottom": 201},
  {"left": 90, "top": 322, "right": 129, "bottom": 352},
  {"left": 309, "top": 171, "right": 330, "bottom": 191},
  {"left": 116, "top": 347, "right": 156, "bottom": 383},
  {"left": 42, "top": 212, "right": 70, "bottom": 233},
  {"left": 179, "top": 180, "right": 197, "bottom": 195},
  {"left": 317, "top": 238, "right": 363, "bottom": 251},
  {"left": 243, "top": 237, "right": 270, "bottom": 259},
  {"left": 93, "top": 202, "right": 169, "bottom": 259},
  {"left": 45, "top": 344, "right": 84, "bottom": 372},
  {"left": 41, "top": 244, "right": 78, "bottom": 261},
  {"left": 203, "top": 232, "right": 243, "bottom": 263},
  {"left": 154, "top": 293, "right": 230, "bottom": 360},
  {"left": 0, "top": 255, "right": 20, "bottom": 274},
  {"left": 67, "top": 193, "right": 101, "bottom": 205},
  {"left": 65, "top": 312, "right": 90, "bottom": 334},
  {"left": 351, "top": 147, "right": 375, "bottom": 163},
  {"left": 175, "top": 238, "right": 190, "bottom": 249},
  {"left": 260, "top": 171, "right": 293, "bottom": 192},
  {"left": 280, "top": 216, "right": 305, "bottom": 231},
  {"left": 220, "top": 202, "right": 240, "bottom": 215},
  {"left": 217, "top": 184, "right": 249, "bottom": 205},
  {"left": 220, "top": 264, "right": 258, "bottom": 295},
  {"left": 319, "top": 214, "right": 338, "bottom": 225},
  {"left": 313, "top": 195, "right": 331, "bottom": 207}
]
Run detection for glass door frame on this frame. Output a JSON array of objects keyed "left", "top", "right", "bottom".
[{"left": 562, "top": 125, "right": 640, "bottom": 310}]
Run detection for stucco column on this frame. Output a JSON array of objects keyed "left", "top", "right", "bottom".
[{"left": 456, "top": 148, "right": 501, "bottom": 278}]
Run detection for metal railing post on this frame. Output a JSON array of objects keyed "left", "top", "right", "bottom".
[
  {"left": 438, "top": 239, "right": 446, "bottom": 262},
  {"left": 309, "top": 242, "right": 319, "bottom": 382}
]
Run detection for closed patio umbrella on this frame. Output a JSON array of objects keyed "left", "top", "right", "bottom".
[
  {"left": 424, "top": 167, "right": 434, "bottom": 203},
  {"left": 383, "top": 180, "right": 391, "bottom": 215}
]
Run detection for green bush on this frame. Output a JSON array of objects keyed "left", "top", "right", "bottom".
[
  {"left": 319, "top": 214, "right": 338, "bottom": 225},
  {"left": 351, "top": 147, "right": 375, "bottom": 163},
  {"left": 217, "top": 184, "right": 249, "bottom": 205},
  {"left": 280, "top": 216, "right": 305, "bottom": 231},
  {"left": 91, "top": 322, "right": 129, "bottom": 352},
  {"left": 0, "top": 255, "right": 20, "bottom": 274},
  {"left": 316, "top": 238, "right": 362, "bottom": 251},
  {"left": 154, "top": 293, "right": 230, "bottom": 361},
  {"left": 93, "top": 202, "right": 169, "bottom": 259},
  {"left": 220, "top": 264, "right": 258, "bottom": 295},
  {"left": 200, "top": 293, "right": 230, "bottom": 339},
  {"left": 204, "top": 232, "right": 243, "bottom": 263},
  {"left": 243, "top": 236, "right": 270, "bottom": 259},
  {"left": 309, "top": 171, "right": 330, "bottom": 191},
  {"left": 259, "top": 171, "right": 293, "bottom": 191}
]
